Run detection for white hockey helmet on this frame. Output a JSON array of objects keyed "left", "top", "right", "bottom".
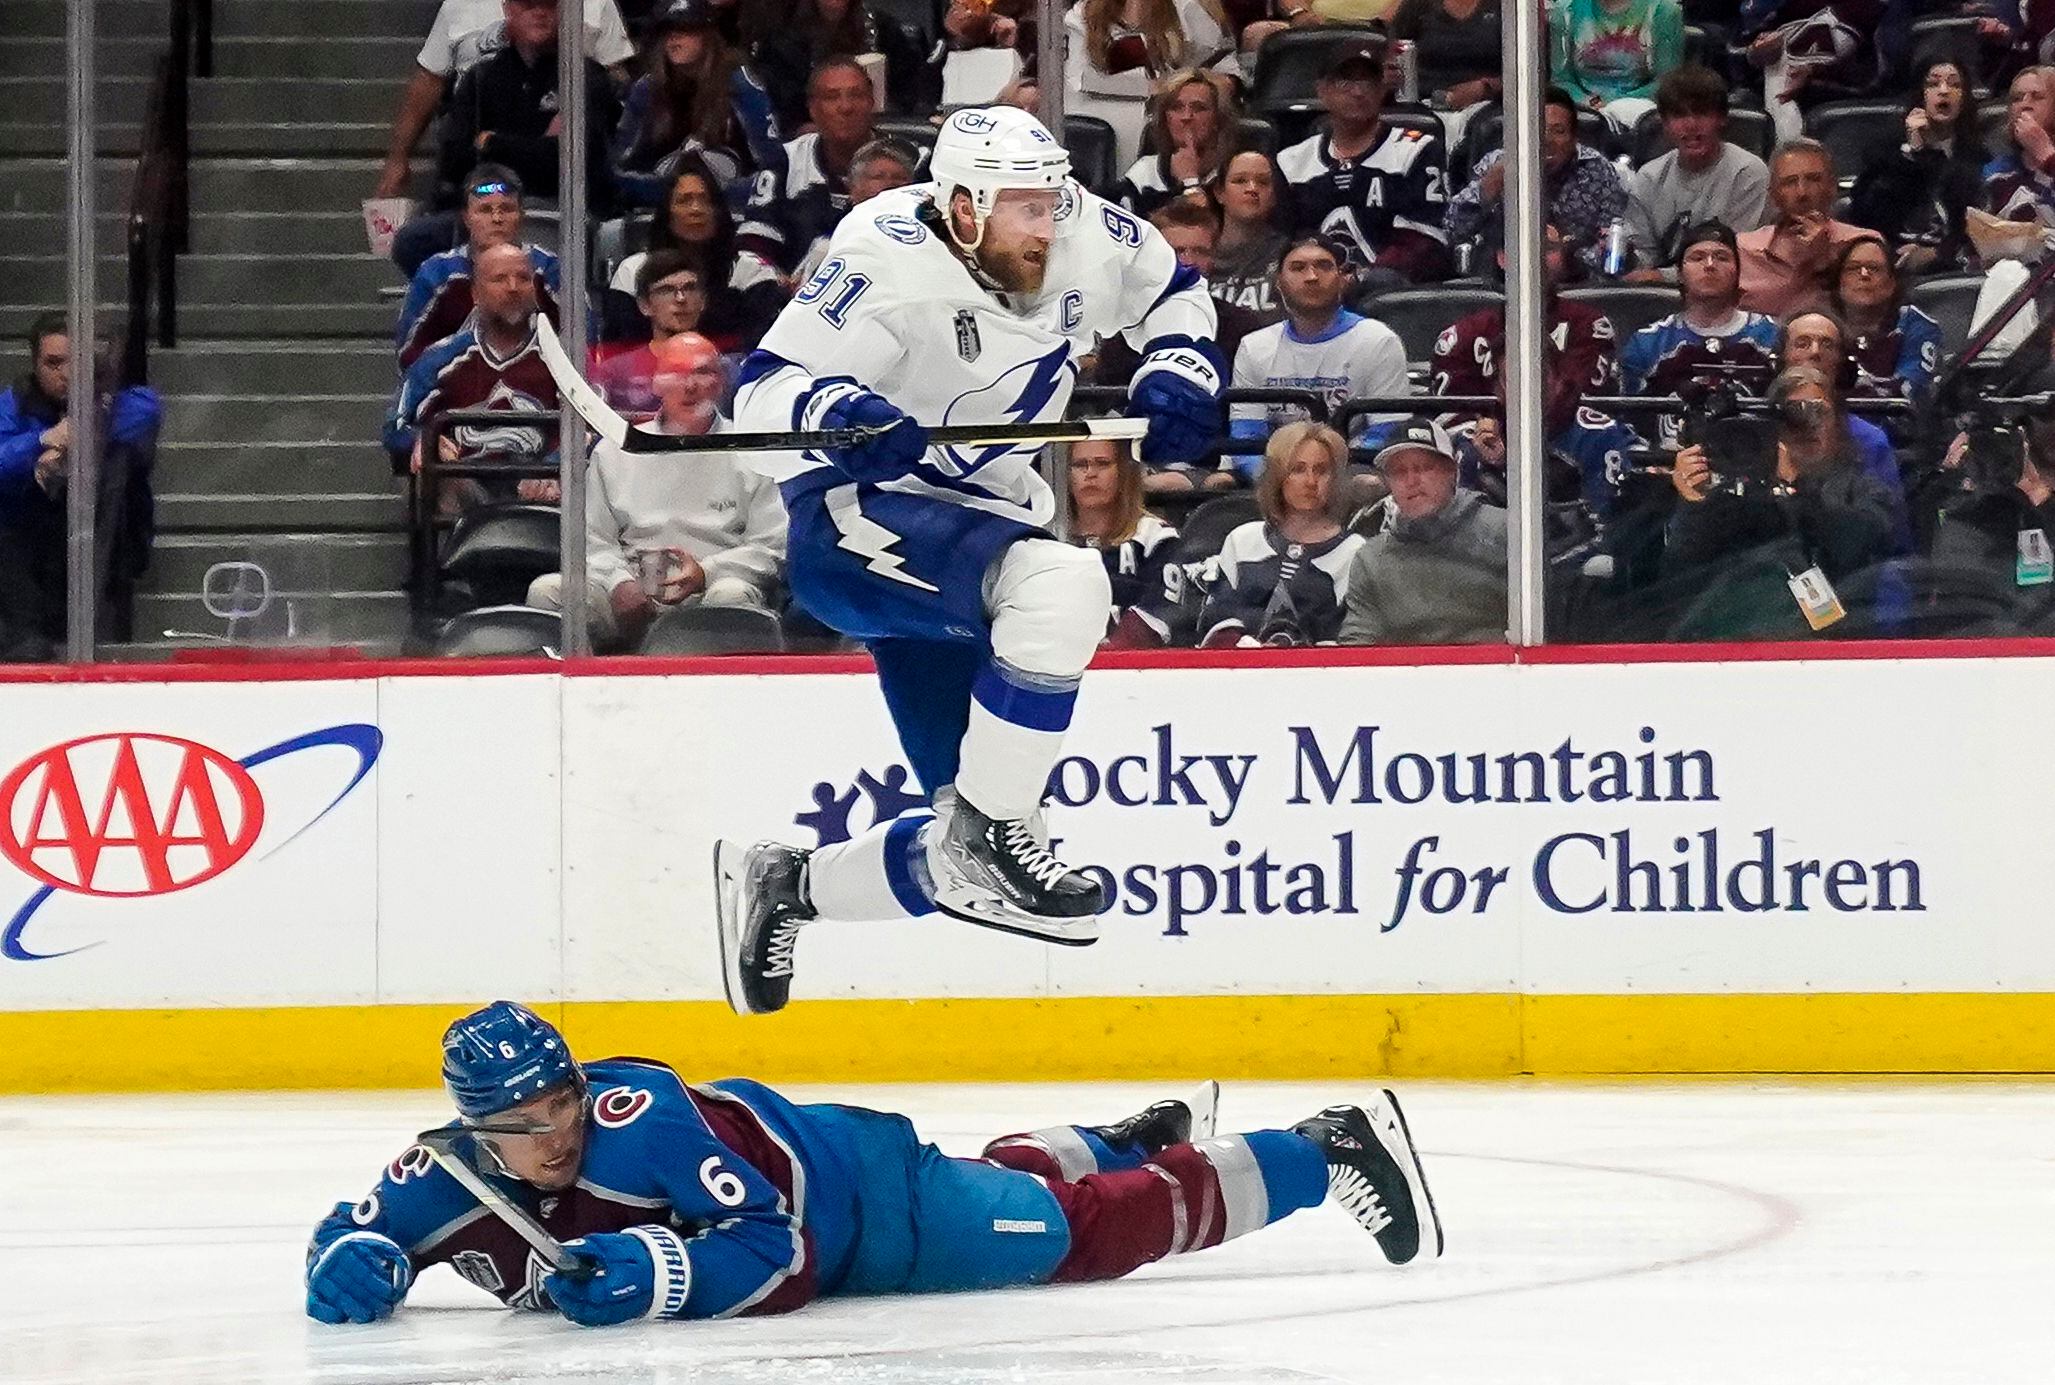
[{"left": 929, "top": 106, "right": 1072, "bottom": 221}]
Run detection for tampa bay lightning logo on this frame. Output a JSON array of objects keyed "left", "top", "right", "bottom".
[
  {"left": 795, "top": 766, "right": 926, "bottom": 847},
  {"left": 940, "top": 345, "right": 1076, "bottom": 474}
]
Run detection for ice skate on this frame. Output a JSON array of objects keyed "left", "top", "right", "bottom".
[
  {"left": 1293, "top": 1093, "right": 1443, "bottom": 1265},
  {"left": 925, "top": 787, "right": 1104, "bottom": 944},
  {"left": 713, "top": 840, "right": 814, "bottom": 1017},
  {"left": 1086, "top": 1080, "right": 1221, "bottom": 1158}
]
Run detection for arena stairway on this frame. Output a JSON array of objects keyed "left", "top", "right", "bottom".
[{"left": 1, "top": 0, "right": 432, "bottom": 656}]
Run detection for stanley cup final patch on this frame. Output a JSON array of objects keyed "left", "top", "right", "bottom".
[{"left": 955, "top": 310, "right": 982, "bottom": 362}]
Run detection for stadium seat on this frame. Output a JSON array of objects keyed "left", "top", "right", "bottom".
[
  {"left": 1360, "top": 285, "right": 1505, "bottom": 366},
  {"left": 432, "top": 606, "right": 561, "bottom": 658},
  {"left": 1631, "top": 106, "right": 1773, "bottom": 165},
  {"left": 1561, "top": 283, "right": 1683, "bottom": 343},
  {"left": 1235, "top": 115, "right": 1280, "bottom": 157},
  {"left": 1980, "top": 100, "right": 2011, "bottom": 160},
  {"left": 873, "top": 113, "right": 941, "bottom": 157},
  {"left": 1063, "top": 115, "right": 1121, "bottom": 199},
  {"left": 1248, "top": 25, "right": 1392, "bottom": 117},
  {"left": 1175, "top": 493, "right": 1262, "bottom": 563},
  {"left": 440, "top": 502, "right": 561, "bottom": 609},
  {"left": 1906, "top": 274, "right": 1986, "bottom": 356},
  {"left": 640, "top": 602, "right": 788, "bottom": 655},
  {"left": 1805, "top": 101, "right": 1905, "bottom": 188}
]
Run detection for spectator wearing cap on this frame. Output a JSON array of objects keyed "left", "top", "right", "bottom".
[
  {"left": 1276, "top": 37, "right": 1451, "bottom": 285},
  {"left": 1621, "top": 221, "right": 1780, "bottom": 450},
  {"left": 1065, "top": 0, "right": 1237, "bottom": 170},
  {"left": 590, "top": 250, "right": 711, "bottom": 416},
  {"left": 1622, "top": 65, "right": 1771, "bottom": 283},
  {"left": 1228, "top": 233, "right": 1411, "bottom": 477},
  {"left": 374, "top": 0, "right": 635, "bottom": 203},
  {"left": 529, "top": 332, "right": 786, "bottom": 650},
  {"left": 1444, "top": 86, "right": 1628, "bottom": 280},
  {"left": 611, "top": 0, "right": 785, "bottom": 209},
  {"left": 1548, "top": 0, "right": 1685, "bottom": 129},
  {"left": 1340, "top": 418, "right": 1508, "bottom": 646},
  {"left": 1735, "top": 139, "right": 1869, "bottom": 316},
  {"left": 1194, "top": 421, "right": 1366, "bottom": 647},
  {"left": 788, "top": 138, "right": 919, "bottom": 284},
  {"left": 396, "top": 165, "right": 563, "bottom": 369},
  {"left": 736, "top": 57, "right": 882, "bottom": 273}
]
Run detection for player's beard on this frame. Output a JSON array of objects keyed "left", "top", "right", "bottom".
[{"left": 978, "top": 241, "right": 1050, "bottom": 295}]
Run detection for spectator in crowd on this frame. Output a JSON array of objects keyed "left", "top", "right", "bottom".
[
  {"left": 1772, "top": 308, "right": 1909, "bottom": 550},
  {"left": 1065, "top": 437, "right": 1186, "bottom": 645},
  {"left": 1444, "top": 87, "right": 1628, "bottom": 279},
  {"left": 1277, "top": 37, "right": 1452, "bottom": 286},
  {"left": 944, "top": 0, "right": 1034, "bottom": 56},
  {"left": 1664, "top": 364, "right": 1900, "bottom": 636},
  {"left": 1741, "top": 0, "right": 1901, "bottom": 144},
  {"left": 0, "top": 315, "right": 161, "bottom": 657},
  {"left": 737, "top": 57, "right": 880, "bottom": 271},
  {"left": 591, "top": 250, "right": 710, "bottom": 414},
  {"left": 605, "top": 153, "right": 790, "bottom": 351},
  {"left": 789, "top": 138, "right": 920, "bottom": 284},
  {"left": 1963, "top": 0, "right": 2055, "bottom": 93},
  {"left": 1065, "top": 0, "right": 1238, "bottom": 169},
  {"left": 1340, "top": 418, "right": 1508, "bottom": 645},
  {"left": 1847, "top": 55, "right": 1984, "bottom": 275},
  {"left": 1984, "top": 65, "right": 2055, "bottom": 231},
  {"left": 529, "top": 332, "right": 785, "bottom": 649},
  {"left": 1117, "top": 69, "right": 1240, "bottom": 217},
  {"left": 1208, "top": 149, "right": 1292, "bottom": 321},
  {"left": 611, "top": 0, "right": 784, "bottom": 209},
  {"left": 1736, "top": 139, "right": 1869, "bottom": 315},
  {"left": 1548, "top": 0, "right": 1685, "bottom": 128},
  {"left": 396, "top": 165, "right": 562, "bottom": 370},
  {"left": 375, "top": 0, "right": 635, "bottom": 202},
  {"left": 1826, "top": 234, "right": 1943, "bottom": 405},
  {"left": 1622, "top": 65, "right": 1771, "bottom": 282},
  {"left": 387, "top": 243, "right": 562, "bottom": 515},
  {"left": 747, "top": 0, "right": 885, "bottom": 134},
  {"left": 1929, "top": 420, "right": 2055, "bottom": 624},
  {"left": 1392, "top": 0, "right": 1505, "bottom": 116},
  {"left": 1094, "top": 197, "right": 1265, "bottom": 417},
  {"left": 1228, "top": 233, "right": 1411, "bottom": 474},
  {"left": 393, "top": 0, "right": 621, "bottom": 277},
  {"left": 1622, "top": 221, "right": 1779, "bottom": 449},
  {"left": 1195, "top": 421, "right": 1366, "bottom": 646}
]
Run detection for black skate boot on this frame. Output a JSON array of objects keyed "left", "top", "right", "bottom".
[
  {"left": 1086, "top": 1080, "right": 1221, "bottom": 1159},
  {"left": 713, "top": 840, "right": 814, "bottom": 1017},
  {"left": 1293, "top": 1093, "right": 1444, "bottom": 1265},
  {"left": 925, "top": 788, "right": 1104, "bottom": 944}
]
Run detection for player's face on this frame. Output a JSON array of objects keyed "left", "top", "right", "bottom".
[
  {"left": 1317, "top": 65, "right": 1385, "bottom": 129},
  {"left": 810, "top": 67, "right": 875, "bottom": 148},
  {"left": 474, "top": 248, "right": 538, "bottom": 326},
  {"left": 1770, "top": 151, "right": 1834, "bottom": 220},
  {"left": 1382, "top": 448, "right": 1458, "bottom": 521},
  {"left": 1280, "top": 439, "right": 1336, "bottom": 517},
  {"left": 1542, "top": 104, "right": 1576, "bottom": 173},
  {"left": 1679, "top": 241, "right": 1739, "bottom": 306},
  {"left": 668, "top": 175, "right": 721, "bottom": 244},
  {"left": 2011, "top": 71, "right": 2055, "bottom": 135},
  {"left": 1924, "top": 63, "right": 1965, "bottom": 125},
  {"left": 849, "top": 154, "right": 913, "bottom": 203},
  {"left": 1836, "top": 241, "right": 1895, "bottom": 314},
  {"left": 1662, "top": 109, "right": 1722, "bottom": 166},
  {"left": 1068, "top": 440, "right": 1123, "bottom": 513},
  {"left": 1158, "top": 222, "right": 1217, "bottom": 276},
  {"left": 642, "top": 270, "right": 707, "bottom": 334},
  {"left": 969, "top": 188, "right": 1060, "bottom": 294},
  {"left": 483, "top": 1082, "right": 588, "bottom": 1191},
  {"left": 1782, "top": 314, "right": 1844, "bottom": 376},
  {"left": 1164, "top": 81, "right": 1219, "bottom": 151},
  {"left": 1277, "top": 245, "right": 1343, "bottom": 318},
  {"left": 463, "top": 190, "right": 523, "bottom": 252}
]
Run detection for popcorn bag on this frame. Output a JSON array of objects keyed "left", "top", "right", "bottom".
[{"left": 361, "top": 197, "right": 414, "bottom": 259}]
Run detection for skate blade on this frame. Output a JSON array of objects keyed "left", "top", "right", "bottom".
[
  {"left": 932, "top": 893, "right": 1100, "bottom": 946},
  {"left": 1371, "top": 1089, "right": 1444, "bottom": 1261},
  {"left": 1186, "top": 1079, "right": 1221, "bottom": 1142},
  {"left": 711, "top": 839, "right": 755, "bottom": 1017}
]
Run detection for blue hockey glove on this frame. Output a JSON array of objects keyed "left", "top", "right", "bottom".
[
  {"left": 1128, "top": 336, "right": 1225, "bottom": 467},
  {"left": 305, "top": 1230, "right": 413, "bottom": 1325},
  {"left": 547, "top": 1228, "right": 689, "bottom": 1326},
  {"left": 797, "top": 378, "right": 931, "bottom": 484}
]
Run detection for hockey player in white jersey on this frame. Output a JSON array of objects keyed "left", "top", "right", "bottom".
[{"left": 716, "top": 106, "right": 1224, "bottom": 1016}]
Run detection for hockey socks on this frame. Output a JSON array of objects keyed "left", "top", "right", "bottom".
[
  {"left": 956, "top": 658, "right": 1079, "bottom": 821},
  {"left": 805, "top": 812, "right": 938, "bottom": 921}
]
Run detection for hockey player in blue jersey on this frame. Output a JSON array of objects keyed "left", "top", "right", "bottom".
[
  {"left": 305, "top": 1003, "right": 1443, "bottom": 1327},
  {"left": 714, "top": 106, "right": 1226, "bottom": 1016}
]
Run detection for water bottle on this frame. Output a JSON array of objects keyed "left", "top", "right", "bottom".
[{"left": 1603, "top": 218, "right": 1629, "bottom": 277}]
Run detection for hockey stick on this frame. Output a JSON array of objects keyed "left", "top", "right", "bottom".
[
  {"left": 414, "top": 1124, "right": 595, "bottom": 1280},
  {"left": 534, "top": 317, "right": 1148, "bottom": 456}
]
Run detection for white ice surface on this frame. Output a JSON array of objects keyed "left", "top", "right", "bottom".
[{"left": 2, "top": 1081, "right": 2051, "bottom": 1384}]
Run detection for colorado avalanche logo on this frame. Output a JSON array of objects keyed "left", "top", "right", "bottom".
[
  {"left": 455, "top": 380, "right": 552, "bottom": 457},
  {"left": 388, "top": 1145, "right": 435, "bottom": 1184},
  {"left": 593, "top": 1087, "right": 653, "bottom": 1129}
]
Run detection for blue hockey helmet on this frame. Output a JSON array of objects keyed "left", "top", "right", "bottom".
[{"left": 441, "top": 1001, "right": 582, "bottom": 1121}]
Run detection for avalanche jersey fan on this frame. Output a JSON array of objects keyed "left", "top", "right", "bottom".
[{"left": 720, "top": 107, "right": 1224, "bottom": 1015}]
